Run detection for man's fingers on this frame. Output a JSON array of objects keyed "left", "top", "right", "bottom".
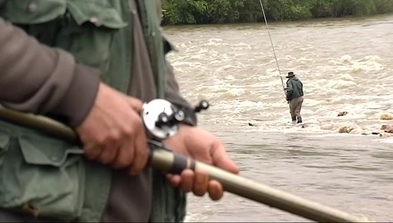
[
  {"left": 84, "top": 145, "right": 103, "bottom": 160},
  {"left": 166, "top": 174, "right": 181, "bottom": 187},
  {"left": 208, "top": 180, "right": 223, "bottom": 201},
  {"left": 166, "top": 171, "right": 224, "bottom": 201},
  {"left": 128, "top": 129, "right": 148, "bottom": 175},
  {"left": 98, "top": 143, "right": 119, "bottom": 165},
  {"left": 113, "top": 142, "right": 134, "bottom": 169},
  {"left": 211, "top": 143, "right": 240, "bottom": 174},
  {"left": 109, "top": 86, "right": 143, "bottom": 113},
  {"left": 125, "top": 96, "right": 143, "bottom": 113},
  {"left": 179, "top": 170, "right": 194, "bottom": 192},
  {"left": 192, "top": 171, "right": 208, "bottom": 196}
]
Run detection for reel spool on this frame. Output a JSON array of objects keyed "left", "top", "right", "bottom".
[{"left": 141, "top": 99, "right": 210, "bottom": 140}]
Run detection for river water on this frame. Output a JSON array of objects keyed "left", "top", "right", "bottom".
[{"left": 163, "top": 14, "right": 393, "bottom": 222}]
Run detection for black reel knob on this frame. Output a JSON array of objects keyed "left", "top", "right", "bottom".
[
  {"left": 155, "top": 109, "right": 186, "bottom": 128},
  {"left": 155, "top": 112, "right": 169, "bottom": 128},
  {"left": 194, "top": 100, "right": 210, "bottom": 113},
  {"left": 173, "top": 110, "right": 185, "bottom": 122}
]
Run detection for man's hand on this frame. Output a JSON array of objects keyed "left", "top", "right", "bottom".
[
  {"left": 163, "top": 125, "right": 239, "bottom": 201},
  {"left": 75, "top": 83, "right": 149, "bottom": 175}
]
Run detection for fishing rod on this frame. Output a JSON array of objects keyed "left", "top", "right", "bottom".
[
  {"left": 0, "top": 102, "right": 371, "bottom": 223},
  {"left": 258, "top": 0, "right": 287, "bottom": 98}
]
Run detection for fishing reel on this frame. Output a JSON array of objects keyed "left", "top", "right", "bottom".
[{"left": 141, "top": 99, "right": 210, "bottom": 140}]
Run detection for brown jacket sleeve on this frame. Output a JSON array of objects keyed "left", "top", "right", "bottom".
[
  {"left": 164, "top": 62, "right": 192, "bottom": 109},
  {"left": 165, "top": 61, "right": 200, "bottom": 126},
  {"left": 0, "top": 18, "right": 100, "bottom": 127}
]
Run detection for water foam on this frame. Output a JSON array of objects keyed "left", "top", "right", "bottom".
[{"left": 165, "top": 17, "right": 393, "bottom": 136}]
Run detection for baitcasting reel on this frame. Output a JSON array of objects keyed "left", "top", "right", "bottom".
[{"left": 141, "top": 99, "right": 209, "bottom": 140}]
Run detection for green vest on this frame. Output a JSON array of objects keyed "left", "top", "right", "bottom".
[{"left": 0, "top": 0, "right": 186, "bottom": 222}]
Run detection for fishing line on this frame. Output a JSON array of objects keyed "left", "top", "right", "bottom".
[{"left": 258, "top": 0, "right": 286, "bottom": 96}]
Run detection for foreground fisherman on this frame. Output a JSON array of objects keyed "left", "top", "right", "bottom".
[
  {"left": 0, "top": 0, "right": 239, "bottom": 222},
  {"left": 285, "top": 71, "right": 304, "bottom": 124}
]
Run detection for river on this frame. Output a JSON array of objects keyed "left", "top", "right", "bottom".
[{"left": 163, "top": 14, "right": 393, "bottom": 222}]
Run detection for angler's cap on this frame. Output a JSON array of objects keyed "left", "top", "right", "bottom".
[{"left": 286, "top": 71, "right": 295, "bottom": 78}]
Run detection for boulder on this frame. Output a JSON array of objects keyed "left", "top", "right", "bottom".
[
  {"left": 338, "top": 125, "right": 362, "bottom": 134},
  {"left": 337, "top": 111, "right": 348, "bottom": 117},
  {"left": 380, "top": 113, "right": 393, "bottom": 120},
  {"left": 338, "top": 125, "right": 354, "bottom": 133}
]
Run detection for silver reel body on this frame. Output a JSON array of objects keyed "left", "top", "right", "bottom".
[{"left": 141, "top": 99, "right": 209, "bottom": 140}]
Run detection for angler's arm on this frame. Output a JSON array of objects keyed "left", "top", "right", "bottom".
[
  {"left": 164, "top": 62, "right": 197, "bottom": 126},
  {"left": 286, "top": 81, "right": 293, "bottom": 100},
  {"left": 157, "top": 1, "right": 196, "bottom": 125},
  {"left": 0, "top": 18, "right": 100, "bottom": 127},
  {"left": 164, "top": 62, "right": 190, "bottom": 108}
]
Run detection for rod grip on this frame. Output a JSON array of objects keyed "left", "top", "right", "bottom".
[
  {"left": 169, "top": 153, "right": 196, "bottom": 174},
  {"left": 148, "top": 144, "right": 196, "bottom": 175}
]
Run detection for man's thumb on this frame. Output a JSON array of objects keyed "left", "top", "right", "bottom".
[{"left": 212, "top": 146, "right": 240, "bottom": 174}]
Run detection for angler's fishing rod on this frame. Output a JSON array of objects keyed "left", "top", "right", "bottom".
[
  {"left": 258, "top": 0, "right": 287, "bottom": 98},
  {"left": 0, "top": 102, "right": 371, "bottom": 223}
]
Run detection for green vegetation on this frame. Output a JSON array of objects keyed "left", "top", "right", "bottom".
[{"left": 161, "top": 0, "right": 393, "bottom": 25}]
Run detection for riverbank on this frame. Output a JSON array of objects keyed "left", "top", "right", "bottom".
[
  {"left": 162, "top": 13, "right": 393, "bottom": 29},
  {"left": 161, "top": 0, "right": 393, "bottom": 26}
]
